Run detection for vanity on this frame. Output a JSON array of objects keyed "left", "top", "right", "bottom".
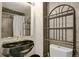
[{"left": 2, "top": 40, "right": 34, "bottom": 57}]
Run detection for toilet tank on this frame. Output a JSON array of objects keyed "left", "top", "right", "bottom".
[{"left": 50, "top": 44, "right": 72, "bottom": 57}]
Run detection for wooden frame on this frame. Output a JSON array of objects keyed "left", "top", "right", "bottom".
[{"left": 2, "top": 7, "right": 25, "bottom": 16}]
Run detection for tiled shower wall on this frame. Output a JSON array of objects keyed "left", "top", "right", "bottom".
[{"left": 47, "top": 2, "right": 79, "bottom": 56}]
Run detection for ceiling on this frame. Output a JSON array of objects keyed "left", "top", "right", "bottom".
[{"left": 2, "top": 2, "right": 31, "bottom": 13}]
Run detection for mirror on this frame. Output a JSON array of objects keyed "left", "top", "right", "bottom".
[{"left": 1, "top": 2, "right": 31, "bottom": 38}]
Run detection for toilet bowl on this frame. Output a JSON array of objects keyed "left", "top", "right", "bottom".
[{"left": 50, "top": 44, "right": 72, "bottom": 57}]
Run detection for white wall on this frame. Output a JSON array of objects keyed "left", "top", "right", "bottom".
[
  {"left": 0, "top": 2, "right": 2, "bottom": 38},
  {"left": 34, "top": 2, "right": 43, "bottom": 57}
]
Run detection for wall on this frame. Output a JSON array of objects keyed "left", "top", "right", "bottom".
[
  {"left": 34, "top": 2, "right": 43, "bottom": 57},
  {"left": 0, "top": 3, "right": 2, "bottom": 38},
  {"left": 48, "top": 2, "right": 79, "bottom": 56}
]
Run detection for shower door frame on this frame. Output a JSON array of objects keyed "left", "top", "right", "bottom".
[{"left": 48, "top": 4, "right": 76, "bottom": 57}]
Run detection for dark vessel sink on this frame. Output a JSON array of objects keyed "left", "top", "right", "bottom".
[
  {"left": 2, "top": 40, "right": 34, "bottom": 48},
  {"left": 2, "top": 40, "right": 34, "bottom": 57}
]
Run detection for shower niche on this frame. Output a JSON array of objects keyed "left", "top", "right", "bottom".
[{"left": 1, "top": 2, "right": 31, "bottom": 38}]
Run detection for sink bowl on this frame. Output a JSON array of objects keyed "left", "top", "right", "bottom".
[
  {"left": 2, "top": 40, "right": 34, "bottom": 48},
  {"left": 2, "top": 40, "right": 34, "bottom": 57}
]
